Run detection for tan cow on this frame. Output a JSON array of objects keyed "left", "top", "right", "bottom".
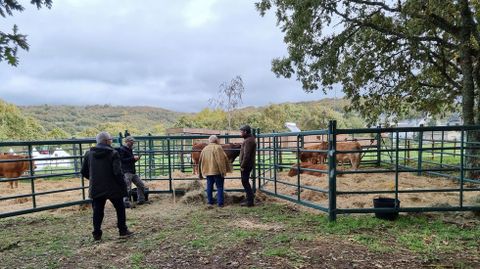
[
  {"left": 191, "top": 143, "right": 241, "bottom": 174},
  {"left": 316, "top": 141, "right": 362, "bottom": 170},
  {"left": 288, "top": 162, "right": 327, "bottom": 177},
  {"left": 0, "top": 154, "right": 35, "bottom": 188},
  {"left": 299, "top": 144, "right": 327, "bottom": 164}
]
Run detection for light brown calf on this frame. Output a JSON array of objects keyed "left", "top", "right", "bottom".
[
  {"left": 315, "top": 141, "right": 362, "bottom": 170},
  {"left": 288, "top": 162, "right": 327, "bottom": 177}
]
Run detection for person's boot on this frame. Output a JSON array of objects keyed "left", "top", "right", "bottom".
[
  {"left": 92, "top": 231, "right": 102, "bottom": 241},
  {"left": 240, "top": 201, "right": 254, "bottom": 207},
  {"left": 119, "top": 229, "right": 134, "bottom": 238}
]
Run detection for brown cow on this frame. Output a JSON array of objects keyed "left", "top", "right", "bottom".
[
  {"left": 0, "top": 154, "right": 35, "bottom": 188},
  {"left": 316, "top": 141, "right": 362, "bottom": 170},
  {"left": 299, "top": 144, "right": 326, "bottom": 164},
  {"left": 191, "top": 142, "right": 242, "bottom": 174},
  {"left": 288, "top": 162, "right": 327, "bottom": 177}
]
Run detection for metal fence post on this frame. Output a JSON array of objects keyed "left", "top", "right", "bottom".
[
  {"left": 328, "top": 120, "right": 337, "bottom": 221},
  {"left": 148, "top": 134, "right": 154, "bottom": 180},
  {"left": 376, "top": 126, "right": 382, "bottom": 166},
  {"left": 167, "top": 138, "right": 173, "bottom": 192},
  {"left": 27, "top": 144, "right": 37, "bottom": 209},
  {"left": 417, "top": 124, "right": 424, "bottom": 176},
  {"left": 253, "top": 128, "right": 260, "bottom": 193},
  {"left": 273, "top": 135, "right": 278, "bottom": 195}
]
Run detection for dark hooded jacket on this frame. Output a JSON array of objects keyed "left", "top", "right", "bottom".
[
  {"left": 81, "top": 143, "right": 127, "bottom": 199},
  {"left": 117, "top": 145, "right": 136, "bottom": 174}
]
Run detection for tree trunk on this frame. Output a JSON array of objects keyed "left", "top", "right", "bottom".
[{"left": 459, "top": 0, "right": 479, "bottom": 180}]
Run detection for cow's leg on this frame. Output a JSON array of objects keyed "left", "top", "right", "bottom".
[
  {"left": 193, "top": 163, "right": 198, "bottom": 175},
  {"left": 351, "top": 155, "right": 360, "bottom": 170}
]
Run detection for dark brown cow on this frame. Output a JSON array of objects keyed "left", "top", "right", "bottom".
[
  {"left": 0, "top": 154, "right": 35, "bottom": 188},
  {"left": 191, "top": 143, "right": 242, "bottom": 174},
  {"left": 288, "top": 162, "right": 327, "bottom": 177}
]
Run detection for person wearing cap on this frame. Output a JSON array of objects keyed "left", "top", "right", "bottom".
[
  {"left": 198, "top": 135, "right": 232, "bottom": 207},
  {"left": 117, "top": 136, "right": 148, "bottom": 206},
  {"left": 81, "top": 131, "right": 133, "bottom": 241},
  {"left": 239, "top": 125, "right": 256, "bottom": 207}
]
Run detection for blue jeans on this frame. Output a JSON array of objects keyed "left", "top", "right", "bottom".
[{"left": 206, "top": 175, "right": 224, "bottom": 206}]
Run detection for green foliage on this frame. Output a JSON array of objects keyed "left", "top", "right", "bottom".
[
  {"left": 0, "top": 99, "right": 46, "bottom": 140},
  {"left": 256, "top": 0, "right": 479, "bottom": 125},
  {"left": 46, "top": 127, "right": 70, "bottom": 139},
  {"left": 173, "top": 108, "right": 228, "bottom": 130},
  {"left": 20, "top": 104, "right": 186, "bottom": 138},
  {"left": 0, "top": 0, "right": 52, "bottom": 66}
]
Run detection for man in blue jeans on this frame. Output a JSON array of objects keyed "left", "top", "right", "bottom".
[
  {"left": 198, "top": 135, "right": 232, "bottom": 207},
  {"left": 81, "top": 131, "right": 133, "bottom": 241}
]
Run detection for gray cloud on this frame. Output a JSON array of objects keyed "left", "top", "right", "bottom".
[{"left": 0, "top": 0, "right": 341, "bottom": 112}]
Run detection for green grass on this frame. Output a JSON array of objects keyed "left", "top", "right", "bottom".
[{"left": 1, "top": 199, "right": 479, "bottom": 268}]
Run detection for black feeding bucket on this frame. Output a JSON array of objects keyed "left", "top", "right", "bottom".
[
  {"left": 373, "top": 197, "right": 400, "bottom": 221},
  {"left": 130, "top": 187, "right": 149, "bottom": 202}
]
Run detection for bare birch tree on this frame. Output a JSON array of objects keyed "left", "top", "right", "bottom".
[{"left": 209, "top": 76, "right": 245, "bottom": 130}]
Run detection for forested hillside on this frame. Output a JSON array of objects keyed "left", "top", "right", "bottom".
[
  {"left": 173, "top": 98, "right": 367, "bottom": 132},
  {"left": 16, "top": 98, "right": 365, "bottom": 138},
  {"left": 11, "top": 98, "right": 370, "bottom": 138},
  {"left": 0, "top": 100, "right": 46, "bottom": 141},
  {"left": 5, "top": 97, "right": 461, "bottom": 141},
  {"left": 19, "top": 104, "right": 188, "bottom": 137}
]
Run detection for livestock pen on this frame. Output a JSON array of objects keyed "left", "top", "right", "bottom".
[{"left": 1, "top": 121, "right": 480, "bottom": 221}]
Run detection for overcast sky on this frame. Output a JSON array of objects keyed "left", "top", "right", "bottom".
[{"left": 0, "top": 0, "right": 341, "bottom": 112}]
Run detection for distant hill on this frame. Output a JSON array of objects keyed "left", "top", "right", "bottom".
[
  {"left": 19, "top": 104, "right": 189, "bottom": 136},
  {"left": 18, "top": 98, "right": 358, "bottom": 137}
]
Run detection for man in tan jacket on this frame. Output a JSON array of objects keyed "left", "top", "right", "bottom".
[{"left": 199, "top": 135, "right": 232, "bottom": 207}]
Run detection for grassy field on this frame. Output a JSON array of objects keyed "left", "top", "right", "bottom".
[{"left": 1, "top": 194, "right": 479, "bottom": 269}]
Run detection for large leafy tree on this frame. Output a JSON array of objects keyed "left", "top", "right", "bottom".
[
  {"left": 1, "top": 0, "right": 52, "bottom": 66},
  {"left": 257, "top": 0, "right": 480, "bottom": 177},
  {"left": 256, "top": 0, "right": 480, "bottom": 126}
]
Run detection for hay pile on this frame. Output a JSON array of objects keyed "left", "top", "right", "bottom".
[{"left": 261, "top": 171, "right": 480, "bottom": 209}]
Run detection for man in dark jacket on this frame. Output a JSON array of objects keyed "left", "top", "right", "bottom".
[
  {"left": 117, "top": 136, "right": 148, "bottom": 206},
  {"left": 239, "top": 125, "right": 256, "bottom": 207},
  {"left": 81, "top": 131, "right": 133, "bottom": 241}
]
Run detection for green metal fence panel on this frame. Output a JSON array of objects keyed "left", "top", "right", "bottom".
[
  {"left": 256, "top": 121, "right": 480, "bottom": 221},
  {"left": 2, "top": 123, "right": 480, "bottom": 219}
]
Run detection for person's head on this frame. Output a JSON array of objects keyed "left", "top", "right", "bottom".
[
  {"left": 208, "top": 135, "right": 219, "bottom": 144},
  {"left": 96, "top": 131, "right": 113, "bottom": 145},
  {"left": 240, "top": 125, "right": 251, "bottom": 138},
  {"left": 124, "top": 136, "right": 135, "bottom": 148}
]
